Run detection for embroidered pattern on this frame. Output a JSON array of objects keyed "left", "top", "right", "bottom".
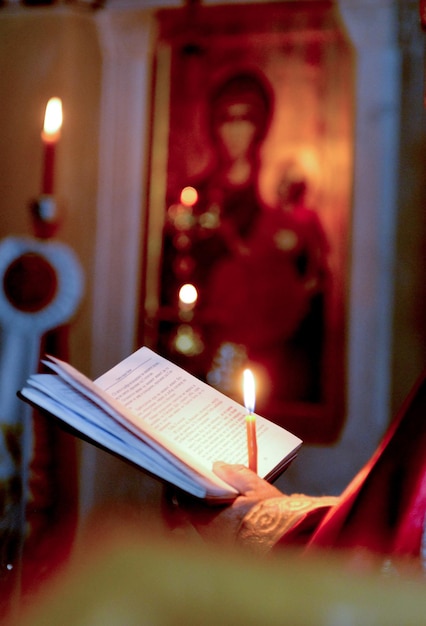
[{"left": 238, "top": 495, "right": 338, "bottom": 554}]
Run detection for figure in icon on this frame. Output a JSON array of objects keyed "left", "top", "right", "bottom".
[{"left": 158, "top": 70, "right": 331, "bottom": 419}]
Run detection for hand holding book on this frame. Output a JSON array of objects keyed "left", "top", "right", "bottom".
[
  {"left": 166, "top": 461, "right": 285, "bottom": 545},
  {"left": 19, "top": 347, "right": 302, "bottom": 501}
]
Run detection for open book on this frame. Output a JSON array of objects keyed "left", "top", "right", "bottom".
[{"left": 19, "top": 346, "right": 302, "bottom": 501}]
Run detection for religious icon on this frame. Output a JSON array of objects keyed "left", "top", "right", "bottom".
[{"left": 141, "top": 2, "right": 354, "bottom": 443}]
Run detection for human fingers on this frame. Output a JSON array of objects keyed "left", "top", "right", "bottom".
[{"left": 213, "top": 461, "right": 281, "bottom": 499}]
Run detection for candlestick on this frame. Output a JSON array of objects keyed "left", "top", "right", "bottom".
[
  {"left": 243, "top": 368, "right": 258, "bottom": 473},
  {"left": 41, "top": 97, "right": 62, "bottom": 195}
]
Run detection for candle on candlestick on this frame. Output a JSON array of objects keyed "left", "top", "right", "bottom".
[
  {"left": 243, "top": 368, "right": 257, "bottom": 473},
  {"left": 41, "top": 97, "right": 62, "bottom": 195}
]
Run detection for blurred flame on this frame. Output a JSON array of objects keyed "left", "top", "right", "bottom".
[
  {"left": 43, "top": 97, "right": 63, "bottom": 140},
  {"left": 180, "top": 186, "right": 198, "bottom": 207},
  {"left": 179, "top": 283, "right": 198, "bottom": 306}
]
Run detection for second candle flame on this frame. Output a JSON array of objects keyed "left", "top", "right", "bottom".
[{"left": 42, "top": 97, "right": 63, "bottom": 141}]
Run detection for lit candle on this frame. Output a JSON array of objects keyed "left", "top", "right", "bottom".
[
  {"left": 178, "top": 283, "right": 198, "bottom": 312},
  {"left": 41, "top": 97, "right": 63, "bottom": 195},
  {"left": 243, "top": 368, "right": 257, "bottom": 473}
]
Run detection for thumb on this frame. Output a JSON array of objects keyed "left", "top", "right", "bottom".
[{"left": 213, "top": 462, "right": 264, "bottom": 495}]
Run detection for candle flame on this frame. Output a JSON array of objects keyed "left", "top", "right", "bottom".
[
  {"left": 43, "top": 97, "right": 63, "bottom": 140},
  {"left": 180, "top": 186, "right": 198, "bottom": 207},
  {"left": 243, "top": 368, "right": 256, "bottom": 414},
  {"left": 179, "top": 283, "right": 198, "bottom": 306}
]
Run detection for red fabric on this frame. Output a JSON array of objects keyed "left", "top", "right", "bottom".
[
  {"left": 420, "top": 0, "right": 426, "bottom": 30},
  {"left": 301, "top": 369, "right": 426, "bottom": 558},
  {"left": 275, "top": 504, "right": 335, "bottom": 548}
]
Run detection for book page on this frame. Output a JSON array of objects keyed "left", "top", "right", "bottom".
[
  {"left": 95, "top": 347, "right": 302, "bottom": 478},
  {"left": 42, "top": 356, "right": 238, "bottom": 492},
  {"left": 21, "top": 375, "right": 231, "bottom": 499}
]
